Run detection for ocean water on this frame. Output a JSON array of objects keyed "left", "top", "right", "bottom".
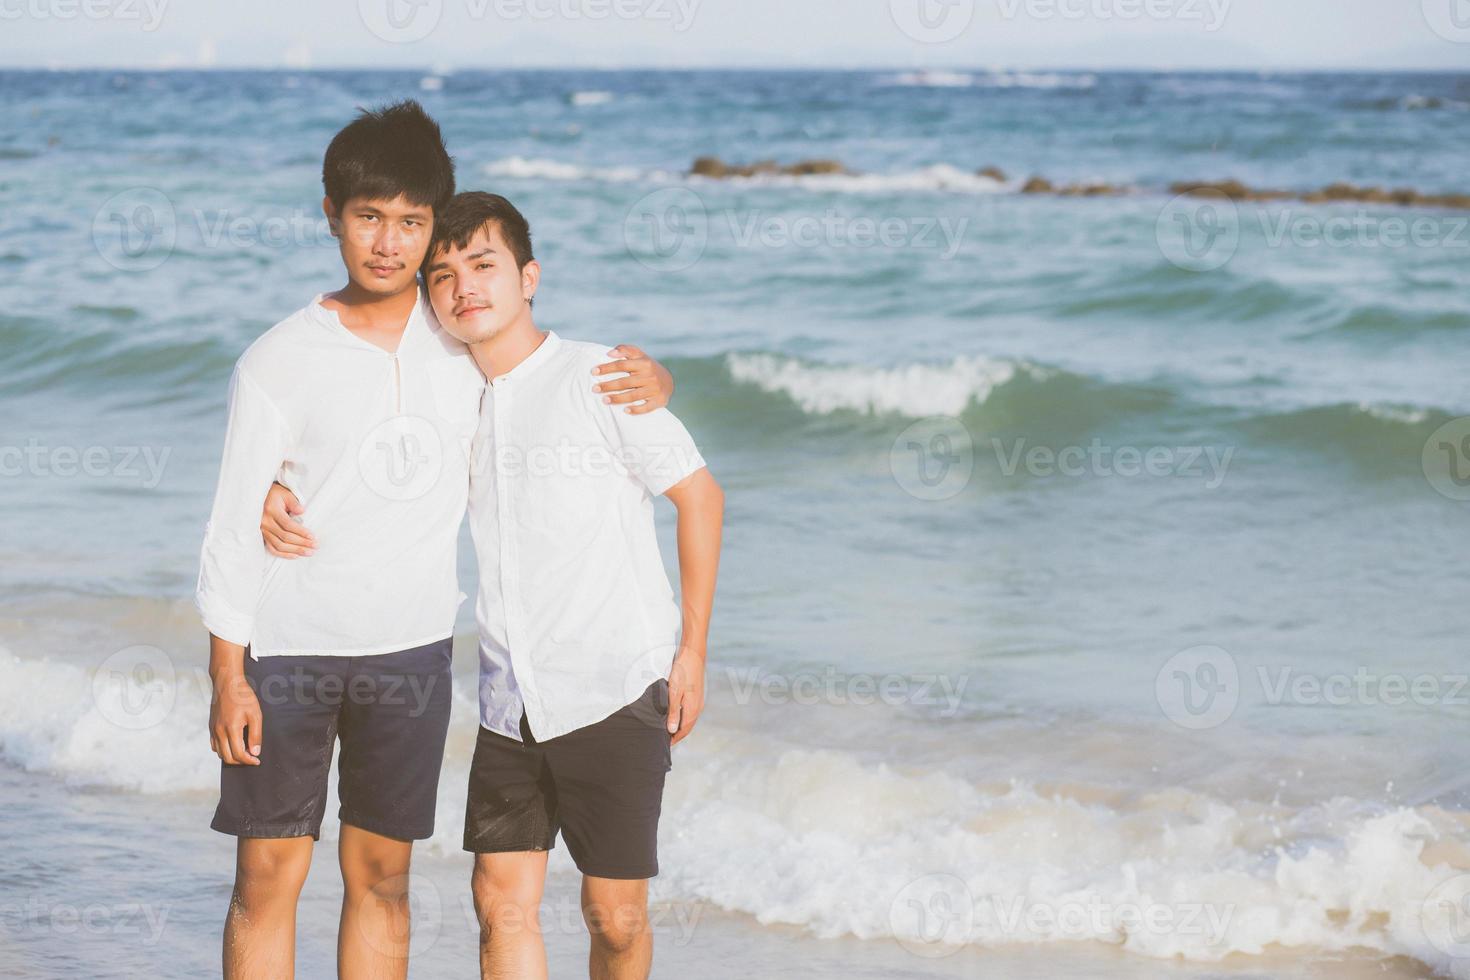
[{"left": 3, "top": 68, "right": 1470, "bottom": 978}]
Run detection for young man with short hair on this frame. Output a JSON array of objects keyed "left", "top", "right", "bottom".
[
  {"left": 422, "top": 192, "right": 723, "bottom": 980},
  {"left": 198, "top": 102, "right": 673, "bottom": 979}
]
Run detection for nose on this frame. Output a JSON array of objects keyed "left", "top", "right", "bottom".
[{"left": 372, "top": 224, "right": 401, "bottom": 256}]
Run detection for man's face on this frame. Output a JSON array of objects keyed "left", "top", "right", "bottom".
[
  {"left": 423, "top": 222, "right": 538, "bottom": 345},
  {"left": 324, "top": 194, "right": 433, "bottom": 297}
]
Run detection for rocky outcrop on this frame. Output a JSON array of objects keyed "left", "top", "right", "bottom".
[
  {"left": 1169, "top": 179, "right": 1293, "bottom": 202},
  {"left": 687, "top": 157, "right": 1470, "bottom": 210},
  {"left": 1174, "top": 179, "right": 1470, "bottom": 210},
  {"left": 691, "top": 156, "right": 848, "bottom": 178}
]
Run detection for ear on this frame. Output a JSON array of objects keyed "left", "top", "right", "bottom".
[
  {"left": 521, "top": 259, "right": 541, "bottom": 302},
  {"left": 322, "top": 196, "right": 341, "bottom": 238}
]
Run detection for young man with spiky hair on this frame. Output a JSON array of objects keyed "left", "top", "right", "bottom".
[
  {"left": 422, "top": 192, "right": 723, "bottom": 980},
  {"left": 197, "top": 103, "right": 674, "bottom": 979}
]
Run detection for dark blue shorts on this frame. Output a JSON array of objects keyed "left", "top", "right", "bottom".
[
  {"left": 463, "top": 680, "right": 672, "bottom": 879},
  {"left": 211, "top": 637, "right": 454, "bottom": 842}
]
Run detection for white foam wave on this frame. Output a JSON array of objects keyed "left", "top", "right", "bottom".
[
  {"left": 978, "top": 70, "right": 1097, "bottom": 90},
  {"left": 569, "top": 89, "right": 615, "bottom": 106},
  {"left": 1358, "top": 402, "right": 1431, "bottom": 425},
  {"left": 646, "top": 738, "right": 1470, "bottom": 976},
  {"left": 725, "top": 352, "right": 1019, "bottom": 417},
  {"left": 483, "top": 155, "right": 655, "bottom": 184},
  {"left": 0, "top": 647, "right": 217, "bottom": 793},
  {"left": 481, "top": 157, "right": 1008, "bottom": 195},
  {"left": 884, "top": 70, "right": 976, "bottom": 88},
  {"left": 3, "top": 646, "right": 1466, "bottom": 975},
  {"left": 881, "top": 70, "right": 1097, "bottom": 90},
  {"left": 1401, "top": 94, "right": 1470, "bottom": 112}
]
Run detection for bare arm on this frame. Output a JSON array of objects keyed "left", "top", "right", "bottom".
[
  {"left": 662, "top": 467, "right": 724, "bottom": 745},
  {"left": 208, "top": 634, "right": 262, "bottom": 765}
]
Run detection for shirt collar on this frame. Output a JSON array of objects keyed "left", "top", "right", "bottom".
[
  {"left": 493, "top": 330, "right": 561, "bottom": 385},
  {"left": 306, "top": 289, "right": 430, "bottom": 354}
]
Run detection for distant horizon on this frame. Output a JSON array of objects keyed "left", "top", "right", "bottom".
[
  {"left": 3, "top": 0, "right": 1468, "bottom": 74},
  {"left": 3, "top": 63, "right": 1468, "bottom": 74}
]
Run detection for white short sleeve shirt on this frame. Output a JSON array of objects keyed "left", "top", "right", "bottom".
[{"left": 467, "top": 331, "right": 707, "bottom": 741}]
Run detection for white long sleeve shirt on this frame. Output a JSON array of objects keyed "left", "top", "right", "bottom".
[
  {"left": 467, "top": 332, "right": 707, "bottom": 741},
  {"left": 195, "top": 291, "right": 486, "bottom": 657}
]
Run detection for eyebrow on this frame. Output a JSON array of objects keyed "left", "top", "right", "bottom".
[
  {"left": 426, "top": 247, "right": 497, "bottom": 274},
  {"left": 355, "top": 205, "right": 431, "bottom": 221}
]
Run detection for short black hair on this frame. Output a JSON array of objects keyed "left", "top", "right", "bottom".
[
  {"left": 322, "top": 100, "right": 455, "bottom": 214},
  {"left": 427, "top": 191, "right": 535, "bottom": 270}
]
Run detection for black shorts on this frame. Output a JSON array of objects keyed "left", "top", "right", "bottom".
[
  {"left": 463, "top": 680, "right": 672, "bottom": 879},
  {"left": 211, "top": 637, "right": 454, "bottom": 842}
]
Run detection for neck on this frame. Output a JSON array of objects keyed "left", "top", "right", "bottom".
[
  {"left": 325, "top": 279, "right": 420, "bottom": 330},
  {"left": 469, "top": 311, "right": 544, "bottom": 381}
]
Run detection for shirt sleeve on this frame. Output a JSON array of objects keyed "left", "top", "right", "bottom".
[
  {"left": 194, "top": 363, "right": 292, "bottom": 647},
  {"left": 585, "top": 353, "right": 706, "bottom": 497}
]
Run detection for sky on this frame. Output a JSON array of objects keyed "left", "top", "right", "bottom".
[{"left": 1, "top": 0, "right": 1468, "bottom": 70}]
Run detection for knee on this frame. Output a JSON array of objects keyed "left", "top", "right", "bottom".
[
  {"left": 585, "top": 902, "right": 648, "bottom": 955},
  {"left": 343, "top": 853, "right": 412, "bottom": 912},
  {"left": 471, "top": 863, "right": 542, "bottom": 939},
  {"left": 233, "top": 845, "right": 310, "bottom": 911}
]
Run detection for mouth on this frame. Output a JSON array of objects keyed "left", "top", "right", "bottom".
[
  {"left": 454, "top": 304, "right": 490, "bottom": 318},
  {"left": 366, "top": 264, "right": 402, "bottom": 278}
]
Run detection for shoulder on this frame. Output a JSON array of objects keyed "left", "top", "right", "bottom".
[
  {"left": 555, "top": 337, "right": 623, "bottom": 370},
  {"left": 234, "top": 304, "right": 316, "bottom": 378}
]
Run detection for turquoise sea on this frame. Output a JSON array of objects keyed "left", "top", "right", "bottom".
[{"left": 2, "top": 68, "right": 1470, "bottom": 977}]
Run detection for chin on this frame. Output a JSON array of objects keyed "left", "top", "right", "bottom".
[
  {"left": 355, "top": 272, "right": 415, "bottom": 296},
  {"left": 454, "top": 315, "right": 503, "bottom": 345}
]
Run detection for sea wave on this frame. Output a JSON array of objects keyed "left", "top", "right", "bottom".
[
  {"left": 724, "top": 351, "right": 1024, "bottom": 417},
  {"left": 652, "top": 741, "right": 1470, "bottom": 976},
  {"left": 569, "top": 89, "right": 615, "bottom": 106},
  {"left": 881, "top": 70, "right": 1098, "bottom": 90},
  {"left": 2, "top": 644, "right": 1464, "bottom": 976},
  {"left": 483, "top": 156, "right": 1008, "bottom": 194}
]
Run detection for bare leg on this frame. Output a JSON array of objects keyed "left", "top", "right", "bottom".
[
  {"left": 471, "top": 851, "right": 549, "bottom": 980},
  {"left": 337, "top": 823, "right": 415, "bottom": 979},
  {"left": 223, "top": 836, "right": 314, "bottom": 980},
  {"left": 581, "top": 876, "right": 652, "bottom": 980}
]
